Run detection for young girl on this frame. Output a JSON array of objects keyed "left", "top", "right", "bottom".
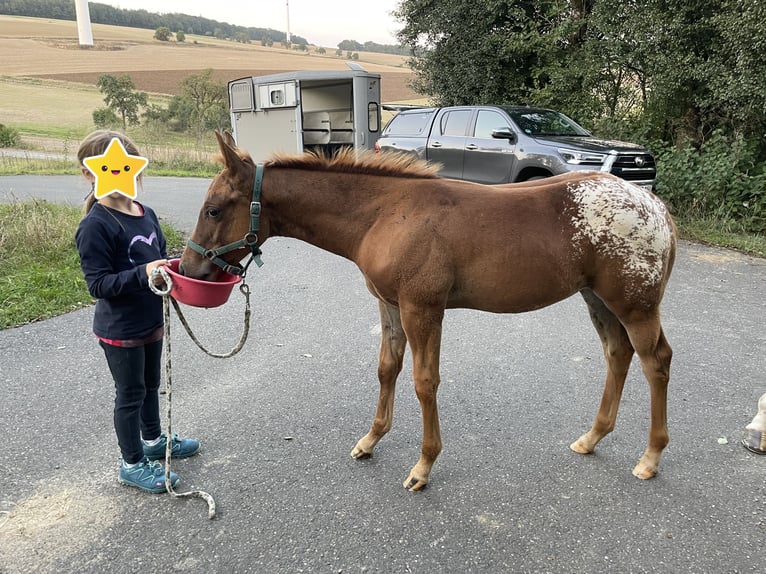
[{"left": 75, "top": 130, "right": 199, "bottom": 493}]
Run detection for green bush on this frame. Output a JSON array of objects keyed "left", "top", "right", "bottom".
[
  {"left": 0, "top": 124, "right": 20, "bottom": 148},
  {"left": 92, "top": 107, "right": 121, "bottom": 129},
  {"left": 654, "top": 131, "right": 766, "bottom": 233}
]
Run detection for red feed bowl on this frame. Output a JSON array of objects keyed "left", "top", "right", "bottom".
[{"left": 163, "top": 259, "right": 241, "bottom": 308}]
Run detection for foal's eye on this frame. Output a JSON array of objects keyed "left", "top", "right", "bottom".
[{"left": 206, "top": 207, "right": 222, "bottom": 218}]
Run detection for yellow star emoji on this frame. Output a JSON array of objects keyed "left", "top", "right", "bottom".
[{"left": 83, "top": 137, "right": 149, "bottom": 200}]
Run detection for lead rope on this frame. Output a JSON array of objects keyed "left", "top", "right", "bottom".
[
  {"left": 167, "top": 281, "right": 251, "bottom": 359},
  {"left": 149, "top": 266, "right": 252, "bottom": 520}
]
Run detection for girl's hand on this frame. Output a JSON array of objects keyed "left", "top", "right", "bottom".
[{"left": 145, "top": 259, "right": 169, "bottom": 285}]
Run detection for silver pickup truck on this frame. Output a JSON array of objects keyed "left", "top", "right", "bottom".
[{"left": 375, "top": 105, "right": 656, "bottom": 190}]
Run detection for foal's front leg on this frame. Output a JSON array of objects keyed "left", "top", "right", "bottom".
[{"left": 351, "top": 301, "right": 406, "bottom": 459}]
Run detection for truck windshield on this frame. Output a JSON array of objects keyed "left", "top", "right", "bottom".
[{"left": 503, "top": 108, "right": 591, "bottom": 137}]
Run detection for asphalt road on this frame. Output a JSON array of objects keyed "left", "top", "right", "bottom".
[{"left": 1, "top": 176, "right": 764, "bottom": 574}]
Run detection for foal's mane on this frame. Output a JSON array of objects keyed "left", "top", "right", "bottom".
[{"left": 264, "top": 147, "right": 441, "bottom": 179}]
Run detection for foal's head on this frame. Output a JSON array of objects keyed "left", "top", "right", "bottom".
[{"left": 180, "top": 131, "right": 259, "bottom": 281}]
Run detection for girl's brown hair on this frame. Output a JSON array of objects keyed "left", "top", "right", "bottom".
[{"left": 78, "top": 130, "right": 144, "bottom": 214}]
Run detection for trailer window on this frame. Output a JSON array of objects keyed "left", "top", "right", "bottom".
[
  {"left": 368, "top": 103, "right": 380, "bottom": 132},
  {"left": 270, "top": 90, "right": 285, "bottom": 106}
]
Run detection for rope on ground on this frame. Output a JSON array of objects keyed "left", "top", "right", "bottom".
[{"left": 150, "top": 266, "right": 219, "bottom": 520}]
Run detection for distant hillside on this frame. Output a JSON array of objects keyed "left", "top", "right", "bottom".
[
  {"left": 0, "top": 0, "right": 303, "bottom": 44},
  {"left": 0, "top": 0, "right": 409, "bottom": 53}
]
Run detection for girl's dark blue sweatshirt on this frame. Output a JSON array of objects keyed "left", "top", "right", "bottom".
[{"left": 75, "top": 202, "right": 167, "bottom": 340}]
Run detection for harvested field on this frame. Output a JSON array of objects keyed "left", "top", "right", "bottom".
[{"left": 0, "top": 15, "right": 423, "bottom": 101}]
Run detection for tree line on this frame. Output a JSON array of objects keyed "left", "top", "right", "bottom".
[
  {"left": 0, "top": 0, "right": 305, "bottom": 45},
  {"left": 396, "top": 0, "right": 765, "bottom": 232}
]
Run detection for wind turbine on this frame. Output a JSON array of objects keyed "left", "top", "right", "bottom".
[
  {"left": 285, "top": 0, "right": 291, "bottom": 44},
  {"left": 74, "top": 0, "right": 94, "bottom": 46}
]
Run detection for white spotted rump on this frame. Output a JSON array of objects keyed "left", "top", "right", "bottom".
[{"left": 569, "top": 175, "right": 673, "bottom": 286}]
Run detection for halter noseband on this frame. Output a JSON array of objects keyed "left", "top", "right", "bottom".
[{"left": 186, "top": 163, "right": 265, "bottom": 276}]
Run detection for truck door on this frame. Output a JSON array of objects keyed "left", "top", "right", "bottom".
[
  {"left": 427, "top": 108, "right": 473, "bottom": 179},
  {"left": 462, "top": 109, "right": 517, "bottom": 184}
]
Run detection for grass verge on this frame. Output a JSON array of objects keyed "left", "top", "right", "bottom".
[
  {"left": 0, "top": 200, "right": 185, "bottom": 329},
  {"left": 0, "top": 132, "right": 221, "bottom": 177},
  {"left": 676, "top": 218, "right": 766, "bottom": 258}
]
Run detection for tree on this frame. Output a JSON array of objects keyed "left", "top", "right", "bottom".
[
  {"left": 178, "top": 69, "right": 228, "bottom": 145},
  {"left": 395, "top": 0, "right": 571, "bottom": 106},
  {"left": 176, "top": 30, "right": 185, "bottom": 42},
  {"left": 395, "top": 0, "right": 766, "bottom": 149},
  {"left": 394, "top": 0, "right": 766, "bottom": 231},
  {"left": 154, "top": 26, "right": 172, "bottom": 41},
  {"left": 96, "top": 74, "right": 148, "bottom": 129}
]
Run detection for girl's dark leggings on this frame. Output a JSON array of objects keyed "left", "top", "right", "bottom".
[{"left": 99, "top": 339, "right": 163, "bottom": 464}]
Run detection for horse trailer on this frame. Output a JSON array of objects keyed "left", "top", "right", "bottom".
[{"left": 227, "top": 66, "right": 382, "bottom": 163}]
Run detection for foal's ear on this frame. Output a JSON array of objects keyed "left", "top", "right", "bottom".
[
  {"left": 215, "top": 130, "right": 244, "bottom": 172},
  {"left": 222, "top": 130, "right": 237, "bottom": 149}
]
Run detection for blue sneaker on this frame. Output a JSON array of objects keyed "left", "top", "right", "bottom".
[
  {"left": 143, "top": 433, "right": 200, "bottom": 460},
  {"left": 118, "top": 457, "right": 179, "bottom": 493}
]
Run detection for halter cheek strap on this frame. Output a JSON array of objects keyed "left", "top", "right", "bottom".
[{"left": 186, "top": 163, "right": 265, "bottom": 277}]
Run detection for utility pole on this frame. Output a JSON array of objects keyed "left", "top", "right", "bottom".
[{"left": 74, "top": 0, "right": 94, "bottom": 46}]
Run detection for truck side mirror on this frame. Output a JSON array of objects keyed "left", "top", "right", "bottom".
[{"left": 491, "top": 128, "right": 517, "bottom": 143}]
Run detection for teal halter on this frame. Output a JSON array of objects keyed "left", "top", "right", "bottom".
[{"left": 186, "top": 163, "right": 265, "bottom": 276}]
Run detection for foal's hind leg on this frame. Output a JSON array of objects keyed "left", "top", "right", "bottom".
[
  {"left": 351, "top": 300, "right": 407, "bottom": 459},
  {"left": 571, "top": 290, "right": 635, "bottom": 456},
  {"left": 622, "top": 316, "right": 672, "bottom": 479}
]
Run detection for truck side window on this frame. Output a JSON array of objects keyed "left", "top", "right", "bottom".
[
  {"left": 439, "top": 110, "right": 472, "bottom": 137},
  {"left": 386, "top": 111, "right": 434, "bottom": 135},
  {"left": 474, "top": 111, "right": 510, "bottom": 139}
]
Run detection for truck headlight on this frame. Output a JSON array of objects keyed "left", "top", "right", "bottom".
[{"left": 558, "top": 148, "right": 606, "bottom": 165}]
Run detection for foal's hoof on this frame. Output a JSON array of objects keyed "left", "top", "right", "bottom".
[
  {"left": 742, "top": 430, "right": 766, "bottom": 455},
  {"left": 569, "top": 436, "right": 595, "bottom": 455},
  {"left": 350, "top": 443, "right": 373, "bottom": 460},
  {"left": 632, "top": 461, "right": 658, "bottom": 480},
  {"left": 403, "top": 472, "right": 428, "bottom": 491}
]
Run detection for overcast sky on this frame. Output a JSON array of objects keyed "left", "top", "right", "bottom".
[{"left": 98, "top": 1, "right": 402, "bottom": 47}]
